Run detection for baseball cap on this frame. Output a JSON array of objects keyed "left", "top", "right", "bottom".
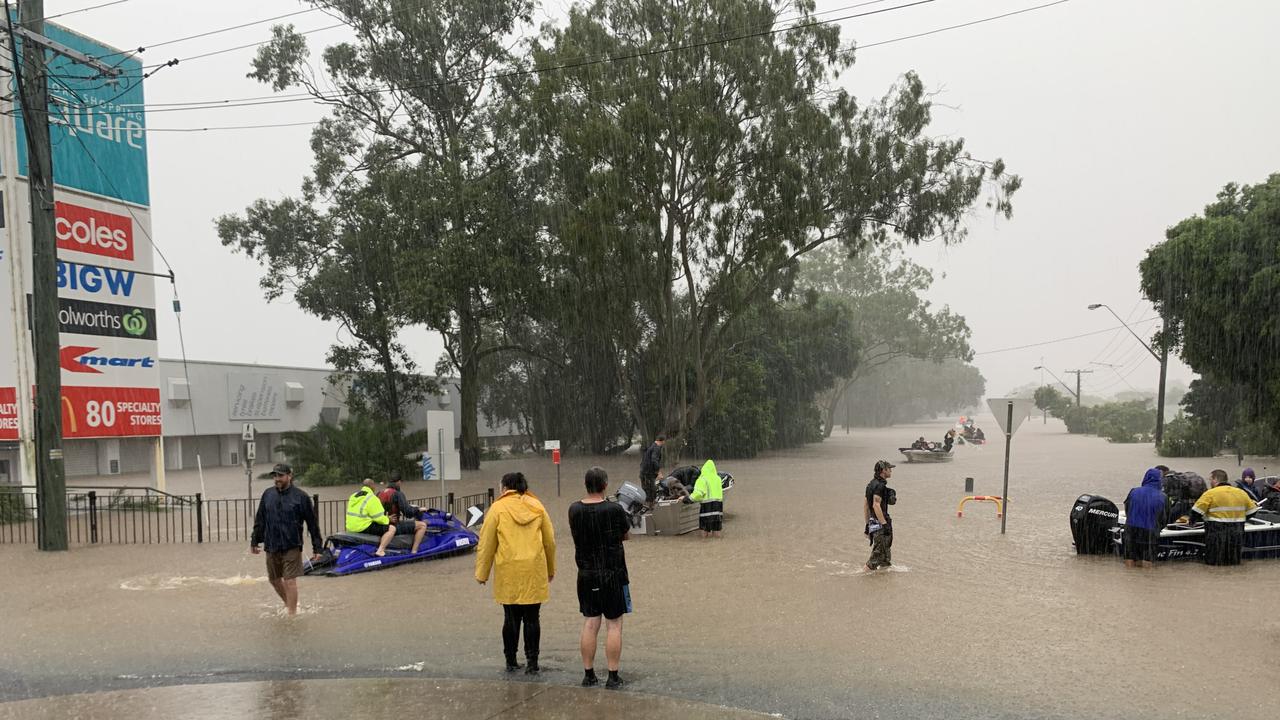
[
  {"left": 269, "top": 463, "right": 292, "bottom": 476},
  {"left": 875, "top": 460, "right": 896, "bottom": 473}
]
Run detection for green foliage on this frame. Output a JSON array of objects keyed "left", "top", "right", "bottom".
[
  {"left": 798, "top": 245, "right": 974, "bottom": 436},
  {"left": 0, "top": 488, "right": 30, "bottom": 524},
  {"left": 1158, "top": 415, "right": 1220, "bottom": 457},
  {"left": 1140, "top": 174, "right": 1280, "bottom": 438},
  {"left": 1055, "top": 400, "right": 1154, "bottom": 443},
  {"left": 838, "top": 358, "right": 985, "bottom": 427},
  {"left": 1034, "top": 385, "right": 1072, "bottom": 418},
  {"left": 276, "top": 414, "right": 425, "bottom": 487}
]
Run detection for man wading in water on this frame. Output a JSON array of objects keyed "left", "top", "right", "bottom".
[{"left": 863, "top": 460, "right": 896, "bottom": 572}]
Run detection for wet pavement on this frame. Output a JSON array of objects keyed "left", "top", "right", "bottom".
[
  {"left": 2, "top": 415, "right": 1278, "bottom": 719},
  {"left": 0, "top": 678, "right": 774, "bottom": 719}
]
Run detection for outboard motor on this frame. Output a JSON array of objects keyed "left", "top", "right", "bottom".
[
  {"left": 1070, "top": 494, "right": 1119, "bottom": 555},
  {"left": 613, "top": 482, "right": 648, "bottom": 525}
]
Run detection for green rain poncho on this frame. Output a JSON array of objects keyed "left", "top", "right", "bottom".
[{"left": 688, "top": 459, "right": 724, "bottom": 503}]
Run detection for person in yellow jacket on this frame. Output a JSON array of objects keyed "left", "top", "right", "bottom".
[
  {"left": 475, "top": 472, "right": 556, "bottom": 674},
  {"left": 346, "top": 479, "right": 397, "bottom": 557},
  {"left": 683, "top": 459, "right": 724, "bottom": 538},
  {"left": 1192, "top": 469, "right": 1259, "bottom": 566}
]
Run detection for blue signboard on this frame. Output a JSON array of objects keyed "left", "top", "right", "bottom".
[{"left": 13, "top": 22, "right": 149, "bottom": 206}]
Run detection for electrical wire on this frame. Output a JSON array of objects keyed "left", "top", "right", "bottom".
[
  {"left": 971, "top": 317, "right": 1160, "bottom": 356},
  {"left": 74, "top": 0, "right": 944, "bottom": 115},
  {"left": 41, "top": 0, "right": 130, "bottom": 22}
]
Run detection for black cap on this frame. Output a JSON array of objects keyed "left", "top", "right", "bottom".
[
  {"left": 269, "top": 463, "right": 292, "bottom": 476},
  {"left": 875, "top": 460, "right": 895, "bottom": 473},
  {"left": 389, "top": 470, "right": 402, "bottom": 483}
]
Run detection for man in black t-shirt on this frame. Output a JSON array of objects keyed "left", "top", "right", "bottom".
[
  {"left": 568, "top": 466, "right": 631, "bottom": 689},
  {"left": 863, "top": 460, "right": 895, "bottom": 572}
]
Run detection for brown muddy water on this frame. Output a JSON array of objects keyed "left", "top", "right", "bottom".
[{"left": 2, "top": 415, "right": 1277, "bottom": 720}]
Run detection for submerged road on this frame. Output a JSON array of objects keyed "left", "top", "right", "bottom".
[{"left": 2, "top": 416, "right": 1277, "bottom": 719}]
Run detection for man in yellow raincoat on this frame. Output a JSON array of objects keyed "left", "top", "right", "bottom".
[
  {"left": 684, "top": 459, "right": 724, "bottom": 538},
  {"left": 475, "top": 472, "right": 556, "bottom": 674}
]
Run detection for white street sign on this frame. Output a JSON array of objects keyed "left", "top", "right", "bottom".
[
  {"left": 986, "top": 398, "right": 1037, "bottom": 436},
  {"left": 241, "top": 422, "right": 256, "bottom": 441},
  {"left": 245, "top": 440, "right": 256, "bottom": 462},
  {"left": 543, "top": 440, "right": 561, "bottom": 450}
]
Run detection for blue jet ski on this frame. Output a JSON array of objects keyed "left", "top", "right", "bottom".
[{"left": 304, "top": 508, "right": 479, "bottom": 576}]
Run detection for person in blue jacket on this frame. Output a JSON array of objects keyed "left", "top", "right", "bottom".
[{"left": 1123, "top": 468, "right": 1168, "bottom": 568}]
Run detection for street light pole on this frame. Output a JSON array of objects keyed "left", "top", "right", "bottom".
[
  {"left": 1088, "top": 303, "right": 1167, "bottom": 445},
  {"left": 1034, "top": 365, "right": 1078, "bottom": 405}
]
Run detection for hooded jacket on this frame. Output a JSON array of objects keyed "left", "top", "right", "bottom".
[
  {"left": 474, "top": 490, "right": 557, "bottom": 605},
  {"left": 688, "top": 459, "right": 724, "bottom": 503},
  {"left": 1124, "top": 468, "right": 1169, "bottom": 531}
]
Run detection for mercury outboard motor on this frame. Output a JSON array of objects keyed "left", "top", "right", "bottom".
[{"left": 1070, "top": 494, "right": 1119, "bottom": 555}]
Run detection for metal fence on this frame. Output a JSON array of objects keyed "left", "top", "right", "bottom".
[{"left": 0, "top": 485, "right": 494, "bottom": 546}]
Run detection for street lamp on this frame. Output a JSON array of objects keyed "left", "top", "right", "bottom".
[
  {"left": 1033, "top": 365, "right": 1080, "bottom": 406},
  {"left": 1088, "top": 303, "right": 1168, "bottom": 445}
]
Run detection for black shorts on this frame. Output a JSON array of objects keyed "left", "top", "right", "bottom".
[
  {"left": 364, "top": 522, "right": 391, "bottom": 536},
  {"left": 577, "top": 576, "right": 631, "bottom": 620},
  {"left": 1123, "top": 525, "right": 1157, "bottom": 562},
  {"left": 394, "top": 519, "right": 419, "bottom": 534}
]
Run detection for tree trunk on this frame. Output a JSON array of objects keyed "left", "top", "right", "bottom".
[{"left": 458, "top": 294, "right": 481, "bottom": 470}]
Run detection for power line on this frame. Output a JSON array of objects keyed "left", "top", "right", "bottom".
[
  {"left": 972, "top": 317, "right": 1159, "bottom": 356},
  {"left": 42, "top": 0, "right": 130, "bottom": 21},
  {"left": 78, "top": 0, "right": 944, "bottom": 115},
  {"left": 856, "top": 0, "right": 1072, "bottom": 50},
  {"left": 84, "top": 7, "right": 319, "bottom": 62}
]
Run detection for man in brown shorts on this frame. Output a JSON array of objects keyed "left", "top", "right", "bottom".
[{"left": 251, "top": 464, "right": 324, "bottom": 616}]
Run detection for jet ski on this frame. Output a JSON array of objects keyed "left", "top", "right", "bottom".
[
  {"left": 304, "top": 508, "right": 479, "bottom": 576},
  {"left": 898, "top": 447, "right": 954, "bottom": 463},
  {"left": 1069, "top": 492, "right": 1280, "bottom": 561}
]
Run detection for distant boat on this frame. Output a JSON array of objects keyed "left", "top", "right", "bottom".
[{"left": 898, "top": 448, "right": 955, "bottom": 463}]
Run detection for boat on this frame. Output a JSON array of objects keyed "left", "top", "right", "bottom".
[
  {"left": 304, "top": 508, "right": 479, "bottom": 576},
  {"left": 1069, "top": 492, "right": 1280, "bottom": 561},
  {"left": 898, "top": 448, "right": 954, "bottom": 463}
]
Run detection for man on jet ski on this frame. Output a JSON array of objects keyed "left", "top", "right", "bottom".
[
  {"left": 379, "top": 471, "right": 429, "bottom": 550},
  {"left": 346, "top": 478, "right": 401, "bottom": 558}
]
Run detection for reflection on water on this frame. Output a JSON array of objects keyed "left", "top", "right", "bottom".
[{"left": 119, "top": 574, "right": 265, "bottom": 591}]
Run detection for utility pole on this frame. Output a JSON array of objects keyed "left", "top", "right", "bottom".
[
  {"left": 9, "top": 0, "right": 122, "bottom": 551},
  {"left": 13, "top": 0, "right": 66, "bottom": 551},
  {"left": 1064, "top": 370, "right": 1093, "bottom": 408},
  {"left": 1155, "top": 317, "right": 1168, "bottom": 446}
]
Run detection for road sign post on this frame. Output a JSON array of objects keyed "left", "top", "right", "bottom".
[
  {"left": 985, "top": 397, "right": 1036, "bottom": 535},
  {"left": 545, "top": 441, "right": 562, "bottom": 496}
]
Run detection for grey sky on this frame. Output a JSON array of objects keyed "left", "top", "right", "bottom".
[{"left": 44, "top": 0, "right": 1280, "bottom": 399}]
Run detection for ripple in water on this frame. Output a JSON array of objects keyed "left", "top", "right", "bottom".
[{"left": 119, "top": 574, "right": 266, "bottom": 591}]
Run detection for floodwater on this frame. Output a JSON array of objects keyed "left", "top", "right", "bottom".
[{"left": 2, "top": 414, "right": 1277, "bottom": 719}]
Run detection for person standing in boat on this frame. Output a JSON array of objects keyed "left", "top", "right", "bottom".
[
  {"left": 863, "top": 460, "right": 896, "bottom": 572},
  {"left": 1122, "top": 468, "right": 1167, "bottom": 568},
  {"left": 941, "top": 429, "right": 956, "bottom": 452},
  {"left": 1192, "top": 469, "right": 1259, "bottom": 566}
]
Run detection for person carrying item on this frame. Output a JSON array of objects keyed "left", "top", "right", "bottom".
[
  {"left": 475, "top": 472, "right": 556, "bottom": 675},
  {"left": 1122, "top": 468, "right": 1168, "bottom": 568},
  {"left": 683, "top": 458, "right": 724, "bottom": 537},
  {"left": 346, "top": 478, "right": 398, "bottom": 557},
  {"left": 863, "top": 460, "right": 896, "bottom": 572},
  {"left": 1192, "top": 469, "right": 1259, "bottom": 566}
]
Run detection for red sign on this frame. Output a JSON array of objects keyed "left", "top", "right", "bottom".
[
  {"left": 0, "top": 387, "right": 16, "bottom": 441},
  {"left": 60, "top": 386, "right": 161, "bottom": 438},
  {"left": 552, "top": 448, "right": 561, "bottom": 465},
  {"left": 55, "top": 201, "right": 135, "bottom": 262}
]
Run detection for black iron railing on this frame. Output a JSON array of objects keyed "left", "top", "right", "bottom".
[{"left": 0, "top": 484, "right": 494, "bottom": 546}]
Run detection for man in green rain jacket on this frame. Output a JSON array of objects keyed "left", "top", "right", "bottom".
[{"left": 684, "top": 459, "right": 724, "bottom": 538}]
